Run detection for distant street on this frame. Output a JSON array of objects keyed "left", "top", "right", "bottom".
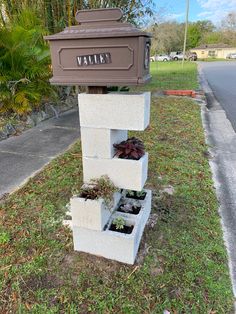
[{"left": 199, "top": 61, "right": 236, "bottom": 131}]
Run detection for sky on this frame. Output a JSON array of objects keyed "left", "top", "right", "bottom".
[{"left": 155, "top": 0, "right": 236, "bottom": 25}]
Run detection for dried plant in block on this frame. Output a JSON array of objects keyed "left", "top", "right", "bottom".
[{"left": 78, "top": 175, "right": 118, "bottom": 207}]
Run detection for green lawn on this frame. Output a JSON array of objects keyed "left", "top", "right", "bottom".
[
  {"left": 0, "top": 92, "right": 234, "bottom": 312},
  {"left": 133, "top": 61, "right": 199, "bottom": 92},
  {"left": 198, "top": 58, "right": 232, "bottom": 62}
]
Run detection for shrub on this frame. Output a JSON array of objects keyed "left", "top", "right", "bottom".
[{"left": 0, "top": 9, "right": 56, "bottom": 115}]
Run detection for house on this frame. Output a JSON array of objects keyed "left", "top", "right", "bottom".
[{"left": 190, "top": 43, "right": 236, "bottom": 59}]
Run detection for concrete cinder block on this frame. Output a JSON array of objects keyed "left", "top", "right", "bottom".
[
  {"left": 83, "top": 153, "right": 148, "bottom": 191},
  {"left": 70, "top": 192, "right": 121, "bottom": 231},
  {"left": 72, "top": 189, "right": 152, "bottom": 264},
  {"left": 80, "top": 127, "right": 128, "bottom": 158},
  {"left": 78, "top": 92, "right": 151, "bottom": 131}
]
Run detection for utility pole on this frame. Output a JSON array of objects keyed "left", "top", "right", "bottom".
[{"left": 182, "top": 0, "right": 190, "bottom": 67}]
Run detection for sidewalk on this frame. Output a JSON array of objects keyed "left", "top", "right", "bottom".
[{"left": 0, "top": 108, "right": 80, "bottom": 198}]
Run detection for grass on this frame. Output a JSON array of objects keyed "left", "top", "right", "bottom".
[
  {"left": 133, "top": 61, "right": 199, "bottom": 92},
  {"left": 0, "top": 92, "right": 234, "bottom": 312},
  {"left": 198, "top": 58, "right": 232, "bottom": 62}
]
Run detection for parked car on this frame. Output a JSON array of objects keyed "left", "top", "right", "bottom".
[
  {"left": 170, "top": 51, "right": 197, "bottom": 61},
  {"left": 188, "top": 52, "right": 197, "bottom": 61},
  {"left": 226, "top": 53, "right": 236, "bottom": 59},
  {"left": 156, "top": 54, "right": 170, "bottom": 61},
  {"left": 170, "top": 51, "right": 184, "bottom": 61},
  {"left": 150, "top": 56, "right": 156, "bottom": 62}
]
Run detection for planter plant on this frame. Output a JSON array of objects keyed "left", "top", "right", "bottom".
[
  {"left": 73, "top": 190, "right": 152, "bottom": 264},
  {"left": 125, "top": 189, "right": 147, "bottom": 200},
  {"left": 78, "top": 175, "right": 118, "bottom": 206},
  {"left": 70, "top": 175, "right": 120, "bottom": 231},
  {"left": 117, "top": 199, "right": 142, "bottom": 215},
  {"left": 109, "top": 216, "right": 134, "bottom": 234},
  {"left": 113, "top": 137, "right": 145, "bottom": 160}
]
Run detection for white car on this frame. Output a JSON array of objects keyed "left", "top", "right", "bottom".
[
  {"left": 156, "top": 54, "right": 170, "bottom": 61},
  {"left": 226, "top": 53, "right": 236, "bottom": 59},
  {"left": 170, "top": 51, "right": 184, "bottom": 61}
]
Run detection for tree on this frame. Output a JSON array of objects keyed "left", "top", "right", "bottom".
[
  {"left": 221, "top": 11, "right": 236, "bottom": 30},
  {"left": 148, "top": 18, "right": 216, "bottom": 54},
  {"left": 0, "top": 0, "right": 155, "bottom": 33},
  {"left": 220, "top": 12, "right": 236, "bottom": 46},
  {"left": 148, "top": 22, "right": 184, "bottom": 55},
  {"left": 187, "top": 24, "right": 202, "bottom": 48},
  {"left": 201, "top": 32, "right": 223, "bottom": 45},
  {"left": 187, "top": 20, "right": 215, "bottom": 48}
]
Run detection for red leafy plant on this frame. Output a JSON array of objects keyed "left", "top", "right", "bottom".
[{"left": 113, "top": 137, "right": 145, "bottom": 160}]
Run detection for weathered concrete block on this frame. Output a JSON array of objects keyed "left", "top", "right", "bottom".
[
  {"left": 78, "top": 92, "right": 150, "bottom": 131},
  {"left": 80, "top": 127, "right": 128, "bottom": 158},
  {"left": 70, "top": 192, "right": 121, "bottom": 231},
  {"left": 72, "top": 189, "right": 152, "bottom": 264},
  {"left": 83, "top": 153, "right": 148, "bottom": 191}
]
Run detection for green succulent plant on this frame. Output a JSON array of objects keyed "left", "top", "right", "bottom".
[{"left": 113, "top": 217, "right": 125, "bottom": 230}]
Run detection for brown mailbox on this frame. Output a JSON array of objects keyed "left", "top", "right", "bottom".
[{"left": 44, "top": 8, "right": 151, "bottom": 86}]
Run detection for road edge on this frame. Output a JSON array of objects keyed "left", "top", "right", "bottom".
[{"left": 199, "top": 64, "right": 236, "bottom": 308}]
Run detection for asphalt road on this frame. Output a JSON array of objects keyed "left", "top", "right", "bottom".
[{"left": 199, "top": 61, "right": 236, "bottom": 131}]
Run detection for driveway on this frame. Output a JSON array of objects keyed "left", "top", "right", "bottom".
[{"left": 198, "top": 61, "right": 236, "bottom": 131}]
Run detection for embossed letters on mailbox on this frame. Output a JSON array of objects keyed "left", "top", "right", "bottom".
[{"left": 77, "top": 52, "right": 112, "bottom": 67}]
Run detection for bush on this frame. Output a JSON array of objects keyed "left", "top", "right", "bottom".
[{"left": 0, "top": 9, "right": 56, "bottom": 115}]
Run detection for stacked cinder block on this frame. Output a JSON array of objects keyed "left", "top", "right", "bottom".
[{"left": 71, "top": 92, "right": 152, "bottom": 264}]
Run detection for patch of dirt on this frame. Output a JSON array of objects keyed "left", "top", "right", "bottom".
[
  {"left": 147, "top": 213, "right": 159, "bottom": 228},
  {"left": 136, "top": 242, "right": 152, "bottom": 265},
  {"left": 150, "top": 266, "right": 164, "bottom": 276},
  {"left": 152, "top": 193, "right": 175, "bottom": 223},
  {"left": 160, "top": 185, "right": 175, "bottom": 195},
  {"left": 60, "top": 252, "right": 78, "bottom": 268},
  {"left": 59, "top": 251, "right": 129, "bottom": 280},
  {"left": 20, "top": 274, "right": 63, "bottom": 292}
]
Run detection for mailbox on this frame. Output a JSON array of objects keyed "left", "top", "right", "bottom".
[{"left": 44, "top": 8, "right": 151, "bottom": 86}]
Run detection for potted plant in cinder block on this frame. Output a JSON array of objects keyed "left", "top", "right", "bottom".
[
  {"left": 125, "top": 189, "right": 147, "bottom": 200},
  {"left": 113, "top": 137, "right": 145, "bottom": 160},
  {"left": 117, "top": 199, "right": 142, "bottom": 215},
  {"left": 70, "top": 175, "right": 121, "bottom": 231},
  {"left": 109, "top": 216, "right": 134, "bottom": 234},
  {"left": 83, "top": 137, "right": 149, "bottom": 191}
]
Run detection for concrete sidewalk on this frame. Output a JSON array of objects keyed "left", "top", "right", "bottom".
[{"left": 0, "top": 108, "right": 80, "bottom": 198}]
